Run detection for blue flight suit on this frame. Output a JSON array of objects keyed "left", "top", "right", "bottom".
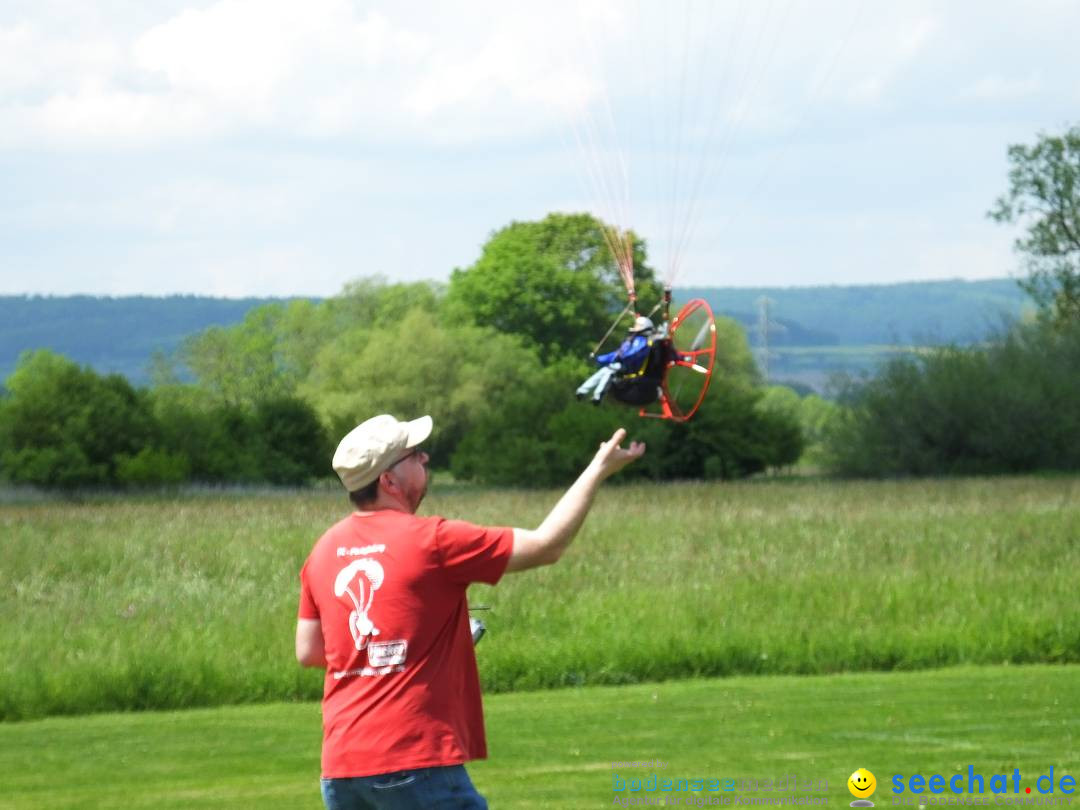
[{"left": 576, "top": 334, "right": 651, "bottom": 403}]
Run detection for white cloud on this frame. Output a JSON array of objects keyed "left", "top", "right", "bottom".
[
  {"left": 0, "top": 23, "right": 39, "bottom": 90},
  {"left": 0, "top": 1, "right": 434, "bottom": 144},
  {"left": 0, "top": 0, "right": 622, "bottom": 147},
  {"left": 0, "top": 21, "right": 121, "bottom": 94},
  {"left": 134, "top": 1, "right": 298, "bottom": 107},
  {"left": 133, "top": 1, "right": 429, "bottom": 117},
  {"left": 965, "top": 74, "right": 1043, "bottom": 102},
  {"left": 397, "top": 3, "right": 613, "bottom": 142},
  {"left": 27, "top": 80, "right": 208, "bottom": 142},
  {"left": 837, "top": 12, "right": 941, "bottom": 106},
  {"left": 4, "top": 0, "right": 1080, "bottom": 297},
  {"left": 0, "top": 1, "right": 945, "bottom": 147}
]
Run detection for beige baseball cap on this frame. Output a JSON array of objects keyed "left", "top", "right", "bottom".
[{"left": 332, "top": 414, "right": 433, "bottom": 491}]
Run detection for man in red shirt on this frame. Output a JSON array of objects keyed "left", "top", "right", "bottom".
[{"left": 296, "top": 413, "right": 644, "bottom": 809}]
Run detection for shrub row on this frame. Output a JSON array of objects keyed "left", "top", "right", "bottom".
[
  {"left": 0, "top": 350, "right": 329, "bottom": 488},
  {"left": 824, "top": 318, "right": 1080, "bottom": 476}
]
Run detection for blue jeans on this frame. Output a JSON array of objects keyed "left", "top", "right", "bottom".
[{"left": 320, "top": 765, "right": 488, "bottom": 809}]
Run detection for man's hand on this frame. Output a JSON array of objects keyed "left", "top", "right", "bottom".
[{"left": 590, "top": 428, "right": 645, "bottom": 481}]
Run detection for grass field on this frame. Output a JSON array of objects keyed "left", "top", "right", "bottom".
[
  {"left": 2, "top": 476, "right": 1079, "bottom": 720},
  {"left": 0, "top": 665, "right": 1075, "bottom": 809},
  {"left": 768, "top": 345, "right": 923, "bottom": 389}
]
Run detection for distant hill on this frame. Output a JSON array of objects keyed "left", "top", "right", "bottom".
[
  {"left": 679, "top": 279, "right": 1033, "bottom": 391},
  {"left": 681, "top": 278, "right": 1031, "bottom": 346},
  {"left": 0, "top": 280, "right": 1034, "bottom": 391},
  {"left": 0, "top": 295, "right": 311, "bottom": 385}
]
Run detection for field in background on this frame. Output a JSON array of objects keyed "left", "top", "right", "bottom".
[
  {"left": 0, "top": 665, "right": 1075, "bottom": 809},
  {"left": 765, "top": 344, "right": 926, "bottom": 391},
  {"left": 3, "top": 476, "right": 1078, "bottom": 721}
]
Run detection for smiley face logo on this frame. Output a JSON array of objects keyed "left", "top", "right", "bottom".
[{"left": 848, "top": 769, "right": 877, "bottom": 799}]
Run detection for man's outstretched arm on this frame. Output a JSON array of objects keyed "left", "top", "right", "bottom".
[{"left": 506, "top": 428, "right": 644, "bottom": 573}]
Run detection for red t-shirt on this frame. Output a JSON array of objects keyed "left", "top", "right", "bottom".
[{"left": 297, "top": 510, "right": 513, "bottom": 778}]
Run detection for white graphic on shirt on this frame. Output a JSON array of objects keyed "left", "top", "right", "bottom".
[
  {"left": 333, "top": 558, "right": 384, "bottom": 651},
  {"left": 367, "top": 639, "right": 408, "bottom": 668}
]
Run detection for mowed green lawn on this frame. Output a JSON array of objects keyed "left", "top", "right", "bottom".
[{"left": 0, "top": 665, "right": 1075, "bottom": 809}]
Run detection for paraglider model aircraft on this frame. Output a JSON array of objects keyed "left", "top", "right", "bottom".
[{"left": 580, "top": 275, "right": 716, "bottom": 423}]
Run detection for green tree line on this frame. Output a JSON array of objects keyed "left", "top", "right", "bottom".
[
  {"left": 8, "top": 120, "right": 1078, "bottom": 491},
  {"left": 0, "top": 349, "right": 329, "bottom": 488},
  {"left": 0, "top": 213, "right": 805, "bottom": 490},
  {"left": 821, "top": 317, "right": 1080, "bottom": 476}
]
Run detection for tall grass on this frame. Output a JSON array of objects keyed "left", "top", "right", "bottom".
[{"left": 2, "top": 476, "right": 1078, "bottom": 721}]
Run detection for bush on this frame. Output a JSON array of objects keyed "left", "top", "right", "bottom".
[
  {"left": 0, "top": 351, "right": 158, "bottom": 488},
  {"left": 115, "top": 448, "right": 190, "bottom": 486},
  {"left": 150, "top": 386, "right": 331, "bottom": 485},
  {"left": 450, "top": 363, "right": 585, "bottom": 486},
  {"left": 678, "top": 384, "right": 803, "bottom": 479},
  {"left": 253, "top": 396, "right": 331, "bottom": 485},
  {"left": 824, "top": 318, "right": 1080, "bottom": 476},
  {"left": 303, "top": 309, "right": 549, "bottom": 471},
  {"left": 0, "top": 359, "right": 335, "bottom": 490},
  {"left": 451, "top": 373, "right": 805, "bottom": 485},
  {"left": 158, "top": 397, "right": 263, "bottom": 483}
]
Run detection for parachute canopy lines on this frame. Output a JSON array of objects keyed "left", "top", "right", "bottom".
[
  {"left": 553, "top": 0, "right": 865, "bottom": 296},
  {"left": 549, "top": 0, "right": 865, "bottom": 420}
]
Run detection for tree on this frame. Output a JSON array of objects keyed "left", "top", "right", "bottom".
[
  {"left": 326, "top": 277, "right": 443, "bottom": 332},
  {"left": 178, "top": 278, "right": 444, "bottom": 406},
  {"left": 685, "top": 385, "right": 803, "bottom": 479},
  {"left": 450, "top": 366, "right": 585, "bottom": 486},
  {"left": 444, "top": 213, "right": 663, "bottom": 363},
  {"left": 252, "top": 396, "right": 331, "bottom": 485},
  {"left": 821, "top": 319, "right": 1080, "bottom": 477},
  {"left": 711, "top": 314, "right": 762, "bottom": 386},
  {"left": 989, "top": 125, "right": 1080, "bottom": 322},
  {"left": 796, "top": 393, "right": 841, "bottom": 467},
  {"left": 0, "top": 350, "right": 158, "bottom": 488},
  {"left": 179, "top": 304, "right": 294, "bottom": 407},
  {"left": 301, "top": 308, "right": 548, "bottom": 468}
]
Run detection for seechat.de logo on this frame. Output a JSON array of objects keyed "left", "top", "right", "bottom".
[{"left": 891, "top": 766, "right": 1077, "bottom": 798}]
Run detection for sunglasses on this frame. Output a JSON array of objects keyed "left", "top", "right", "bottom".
[{"left": 392, "top": 448, "right": 422, "bottom": 467}]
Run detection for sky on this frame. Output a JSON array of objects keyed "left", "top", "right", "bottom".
[{"left": 1, "top": 0, "right": 1078, "bottom": 298}]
